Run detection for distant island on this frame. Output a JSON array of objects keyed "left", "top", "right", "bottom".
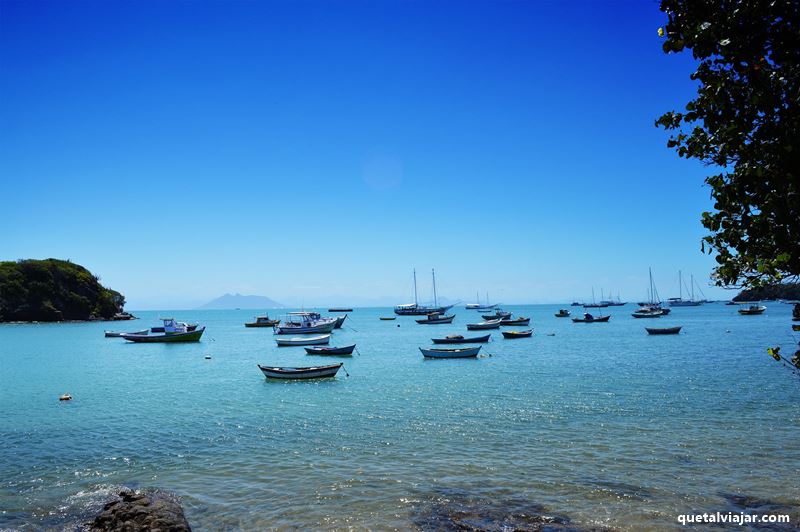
[
  {"left": 198, "top": 293, "right": 285, "bottom": 309},
  {"left": 0, "top": 258, "right": 126, "bottom": 322},
  {"left": 733, "top": 283, "right": 800, "bottom": 302}
]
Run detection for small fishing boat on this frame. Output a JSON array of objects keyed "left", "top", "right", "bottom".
[
  {"left": 122, "top": 326, "right": 205, "bottom": 343},
  {"left": 419, "top": 346, "right": 481, "bottom": 358},
  {"left": 645, "top": 326, "right": 682, "bottom": 335},
  {"left": 379, "top": 316, "right": 396, "bottom": 321},
  {"left": 570, "top": 301, "right": 582, "bottom": 306},
  {"left": 328, "top": 308, "right": 353, "bottom": 312},
  {"left": 304, "top": 344, "right": 356, "bottom": 355},
  {"left": 500, "top": 317, "right": 530, "bottom": 326},
  {"left": 431, "top": 334, "right": 491, "bottom": 344},
  {"left": 738, "top": 305, "right": 766, "bottom": 315},
  {"left": 572, "top": 313, "right": 610, "bottom": 323},
  {"left": 632, "top": 308, "right": 662, "bottom": 318},
  {"left": 482, "top": 310, "right": 512, "bottom": 320},
  {"left": 502, "top": 329, "right": 532, "bottom": 339},
  {"left": 244, "top": 315, "right": 280, "bottom": 327},
  {"left": 258, "top": 363, "right": 343, "bottom": 380},
  {"left": 275, "top": 334, "right": 331, "bottom": 347},
  {"left": 105, "top": 329, "right": 148, "bottom": 337},
  {"left": 333, "top": 314, "right": 348, "bottom": 329},
  {"left": 555, "top": 309, "right": 570, "bottom": 318},
  {"left": 416, "top": 313, "right": 455, "bottom": 324},
  {"left": 151, "top": 320, "right": 198, "bottom": 333},
  {"left": 273, "top": 312, "right": 337, "bottom": 334},
  {"left": 466, "top": 319, "right": 502, "bottom": 330}
]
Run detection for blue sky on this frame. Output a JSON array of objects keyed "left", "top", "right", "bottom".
[{"left": 0, "top": 0, "right": 730, "bottom": 308}]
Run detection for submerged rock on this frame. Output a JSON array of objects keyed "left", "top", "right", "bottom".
[
  {"left": 87, "top": 489, "right": 191, "bottom": 531},
  {"left": 412, "top": 489, "right": 611, "bottom": 531}
]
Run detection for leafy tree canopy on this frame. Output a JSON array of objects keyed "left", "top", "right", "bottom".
[
  {"left": 0, "top": 258, "right": 125, "bottom": 322},
  {"left": 656, "top": 0, "right": 799, "bottom": 287}
]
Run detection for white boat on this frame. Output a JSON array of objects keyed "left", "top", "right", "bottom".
[
  {"left": 738, "top": 304, "right": 767, "bottom": 315},
  {"left": 105, "top": 329, "right": 148, "bottom": 337},
  {"left": 419, "top": 346, "right": 481, "bottom": 358},
  {"left": 273, "top": 312, "right": 337, "bottom": 334},
  {"left": 466, "top": 318, "right": 502, "bottom": 330},
  {"left": 275, "top": 334, "right": 331, "bottom": 346},
  {"left": 637, "top": 267, "right": 670, "bottom": 315},
  {"left": 394, "top": 269, "right": 454, "bottom": 316},
  {"left": 466, "top": 291, "right": 499, "bottom": 310}
]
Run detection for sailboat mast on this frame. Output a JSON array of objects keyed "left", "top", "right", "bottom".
[
  {"left": 679, "top": 270, "right": 683, "bottom": 299},
  {"left": 413, "top": 269, "right": 418, "bottom": 306},
  {"left": 691, "top": 274, "right": 695, "bottom": 301},
  {"left": 432, "top": 269, "right": 438, "bottom": 307}
]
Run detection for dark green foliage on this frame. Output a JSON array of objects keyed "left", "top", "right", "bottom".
[
  {"left": 733, "top": 283, "right": 800, "bottom": 301},
  {"left": 656, "top": 0, "right": 800, "bottom": 287},
  {"left": 0, "top": 259, "right": 125, "bottom": 322}
]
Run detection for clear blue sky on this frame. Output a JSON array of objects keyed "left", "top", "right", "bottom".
[{"left": 0, "top": 0, "right": 730, "bottom": 308}]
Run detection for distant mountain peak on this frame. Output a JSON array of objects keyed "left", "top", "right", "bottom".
[{"left": 198, "top": 294, "right": 284, "bottom": 309}]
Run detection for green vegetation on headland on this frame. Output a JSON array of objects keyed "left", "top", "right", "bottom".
[
  {"left": 0, "top": 259, "right": 126, "bottom": 322},
  {"left": 734, "top": 283, "right": 800, "bottom": 302}
]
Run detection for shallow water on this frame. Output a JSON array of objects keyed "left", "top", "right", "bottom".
[{"left": 1, "top": 304, "right": 799, "bottom": 530}]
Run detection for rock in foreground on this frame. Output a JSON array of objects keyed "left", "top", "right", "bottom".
[{"left": 88, "top": 489, "right": 190, "bottom": 531}]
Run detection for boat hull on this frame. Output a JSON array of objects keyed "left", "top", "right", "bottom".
[
  {"left": 244, "top": 321, "right": 279, "bottom": 327},
  {"left": 645, "top": 326, "right": 682, "bottom": 335},
  {"left": 431, "top": 334, "right": 491, "bottom": 344},
  {"left": 273, "top": 321, "right": 336, "bottom": 334},
  {"left": 466, "top": 319, "right": 502, "bottom": 330},
  {"left": 419, "top": 346, "right": 481, "bottom": 358},
  {"left": 122, "top": 327, "right": 205, "bottom": 343},
  {"left": 275, "top": 334, "right": 331, "bottom": 347},
  {"left": 499, "top": 318, "right": 530, "bottom": 326},
  {"left": 304, "top": 344, "right": 356, "bottom": 355},
  {"left": 415, "top": 315, "right": 455, "bottom": 324},
  {"left": 258, "top": 363, "right": 342, "bottom": 380},
  {"left": 394, "top": 304, "right": 454, "bottom": 316},
  {"left": 502, "top": 329, "right": 532, "bottom": 339},
  {"left": 105, "top": 329, "right": 148, "bottom": 337},
  {"left": 572, "top": 316, "right": 611, "bottom": 323},
  {"left": 333, "top": 315, "right": 347, "bottom": 329}
]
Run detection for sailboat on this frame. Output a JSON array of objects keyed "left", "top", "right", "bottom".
[
  {"left": 584, "top": 288, "right": 609, "bottom": 308},
  {"left": 634, "top": 268, "right": 671, "bottom": 316},
  {"left": 474, "top": 291, "right": 500, "bottom": 311},
  {"left": 668, "top": 270, "right": 702, "bottom": 307},
  {"left": 394, "top": 269, "right": 455, "bottom": 316}
]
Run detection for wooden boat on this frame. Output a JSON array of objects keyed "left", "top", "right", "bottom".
[
  {"left": 431, "top": 334, "right": 491, "bottom": 344},
  {"left": 645, "top": 326, "right": 682, "bottom": 335},
  {"left": 105, "top": 329, "right": 148, "bottom": 337},
  {"left": 571, "top": 313, "right": 610, "bottom": 323},
  {"left": 632, "top": 308, "right": 662, "bottom": 318},
  {"left": 275, "top": 334, "right": 331, "bottom": 347},
  {"left": 419, "top": 346, "right": 481, "bottom": 358},
  {"left": 500, "top": 317, "right": 530, "bottom": 326},
  {"left": 738, "top": 305, "right": 766, "bottom": 315},
  {"left": 244, "top": 315, "right": 280, "bottom": 327},
  {"left": 792, "top": 324, "right": 800, "bottom": 332},
  {"left": 122, "top": 327, "right": 205, "bottom": 343},
  {"left": 258, "top": 363, "right": 342, "bottom": 380},
  {"left": 482, "top": 311, "right": 512, "bottom": 320},
  {"left": 502, "top": 329, "right": 532, "bottom": 339},
  {"left": 304, "top": 344, "right": 356, "bottom": 355},
  {"left": 273, "top": 312, "right": 337, "bottom": 334},
  {"left": 555, "top": 309, "right": 570, "bottom": 317},
  {"left": 333, "top": 314, "right": 347, "bottom": 329},
  {"left": 379, "top": 317, "right": 396, "bottom": 321},
  {"left": 328, "top": 308, "right": 353, "bottom": 312},
  {"left": 466, "top": 319, "right": 502, "bottom": 330},
  {"left": 416, "top": 313, "right": 455, "bottom": 324}
]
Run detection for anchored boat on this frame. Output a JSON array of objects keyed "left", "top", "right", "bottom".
[
  {"left": 572, "top": 313, "right": 610, "bottom": 323},
  {"left": 416, "top": 312, "right": 455, "bottom": 324},
  {"left": 431, "top": 334, "right": 491, "bottom": 344},
  {"left": 555, "top": 309, "right": 570, "bottom": 318},
  {"left": 738, "top": 304, "right": 766, "bottom": 315},
  {"left": 273, "top": 312, "right": 337, "bottom": 334},
  {"left": 645, "top": 326, "right": 682, "bottom": 335},
  {"left": 499, "top": 317, "right": 530, "bottom": 326},
  {"left": 419, "top": 346, "right": 481, "bottom": 358},
  {"left": 275, "top": 334, "right": 331, "bottom": 347},
  {"left": 394, "top": 268, "right": 454, "bottom": 316},
  {"left": 105, "top": 329, "right": 148, "bottom": 337},
  {"left": 258, "top": 363, "right": 343, "bottom": 380},
  {"left": 244, "top": 315, "right": 280, "bottom": 327},
  {"left": 304, "top": 344, "right": 356, "bottom": 355},
  {"left": 122, "top": 319, "right": 205, "bottom": 343},
  {"left": 466, "top": 319, "right": 502, "bottom": 330},
  {"left": 502, "top": 329, "right": 532, "bottom": 339}
]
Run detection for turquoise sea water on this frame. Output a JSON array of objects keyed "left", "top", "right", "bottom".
[{"left": 1, "top": 304, "right": 799, "bottom": 530}]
